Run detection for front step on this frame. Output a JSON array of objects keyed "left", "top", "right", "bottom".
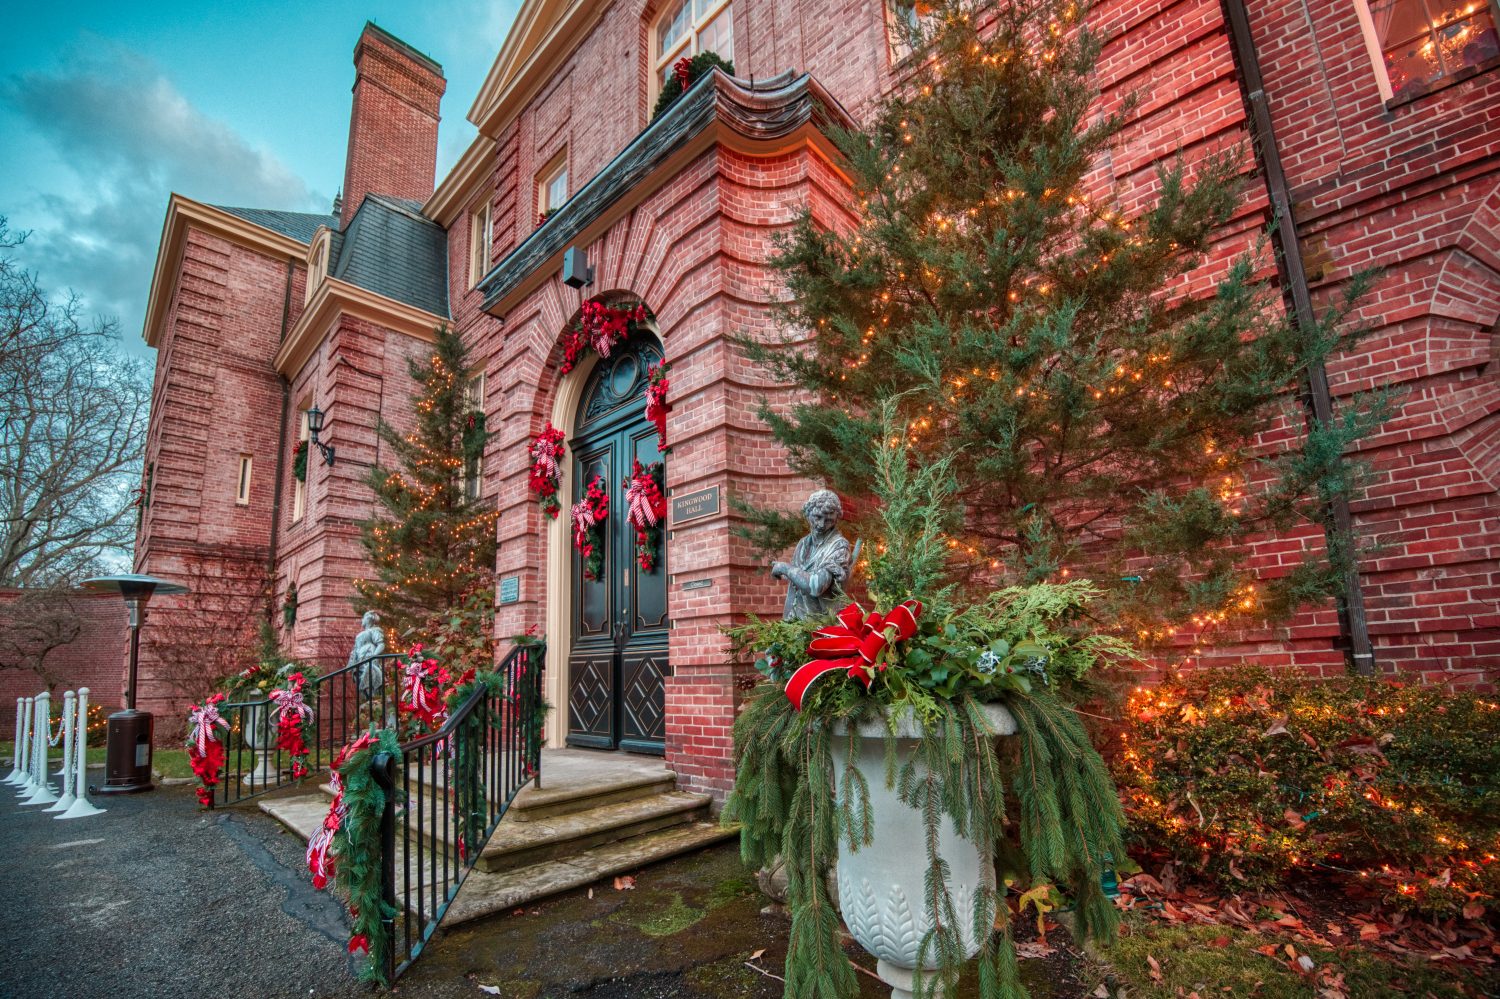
[
  {"left": 475, "top": 789, "right": 711, "bottom": 872},
  {"left": 402, "top": 760, "right": 676, "bottom": 821},
  {"left": 258, "top": 793, "right": 737, "bottom": 926}
]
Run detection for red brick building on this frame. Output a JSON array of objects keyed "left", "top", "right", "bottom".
[{"left": 133, "top": 2, "right": 1499, "bottom": 796}]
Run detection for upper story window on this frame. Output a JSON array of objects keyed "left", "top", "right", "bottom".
[
  {"left": 306, "top": 228, "right": 331, "bottom": 304},
  {"left": 654, "top": 0, "right": 733, "bottom": 95},
  {"left": 461, "top": 372, "right": 485, "bottom": 501},
  {"left": 537, "top": 152, "right": 568, "bottom": 224},
  {"left": 1357, "top": 0, "right": 1500, "bottom": 101},
  {"left": 293, "top": 406, "right": 309, "bottom": 522},
  {"left": 236, "top": 455, "right": 253, "bottom": 506},
  {"left": 468, "top": 200, "right": 492, "bottom": 287}
]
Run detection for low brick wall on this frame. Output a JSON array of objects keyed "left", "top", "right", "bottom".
[{"left": 0, "top": 589, "right": 126, "bottom": 740}]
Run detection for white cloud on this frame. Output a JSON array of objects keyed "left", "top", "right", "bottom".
[{"left": 3, "top": 44, "right": 325, "bottom": 353}]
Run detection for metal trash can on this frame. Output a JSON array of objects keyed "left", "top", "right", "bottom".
[{"left": 100, "top": 709, "right": 154, "bottom": 794}]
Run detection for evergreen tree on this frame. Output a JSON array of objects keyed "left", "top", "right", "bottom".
[
  {"left": 355, "top": 328, "right": 496, "bottom": 641},
  {"left": 744, "top": 0, "right": 1377, "bottom": 640}
]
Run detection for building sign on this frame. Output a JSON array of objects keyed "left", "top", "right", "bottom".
[
  {"left": 680, "top": 578, "right": 713, "bottom": 591},
  {"left": 499, "top": 575, "right": 520, "bottom": 604},
  {"left": 671, "top": 485, "right": 720, "bottom": 524}
]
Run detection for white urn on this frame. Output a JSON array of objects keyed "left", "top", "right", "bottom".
[
  {"left": 241, "top": 700, "right": 278, "bottom": 786},
  {"left": 832, "top": 704, "right": 1016, "bottom": 999}
]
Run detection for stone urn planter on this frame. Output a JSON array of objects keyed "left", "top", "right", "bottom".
[
  {"left": 832, "top": 703, "right": 1017, "bottom": 999},
  {"left": 240, "top": 701, "right": 278, "bottom": 786}
]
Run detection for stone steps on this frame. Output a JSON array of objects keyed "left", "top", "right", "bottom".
[{"left": 257, "top": 750, "right": 737, "bottom": 926}]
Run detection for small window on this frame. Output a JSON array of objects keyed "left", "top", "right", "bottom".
[
  {"left": 293, "top": 408, "right": 309, "bottom": 522},
  {"left": 652, "top": 0, "right": 733, "bottom": 99},
  {"left": 462, "top": 372, "right": 485, "bottom": 501},
  {"left": 305, "top": 229, "right": 331, "bottom": 304},
  {"left": 537, "top": 153, "right": 568, "bottom": 223},
  {"left": 236, "top": 455, "right": 253, "bottom": 505},
  {"left": 1357, "top": 0, "right": 1500, "bottom": 100},
  {"left": 468, "top": 201, "right": 492, "bottom": 287},
  {"left": 887, "top": 1, "right": 933, "bottom": 61}
]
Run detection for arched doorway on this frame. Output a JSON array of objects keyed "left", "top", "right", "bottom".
[{"left": 565, "top": 330, "right": 669, "bottom": 754}]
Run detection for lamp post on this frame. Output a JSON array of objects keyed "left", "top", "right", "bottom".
[{"left": 82, "top": 573, "right": 188, "bottom": 794}]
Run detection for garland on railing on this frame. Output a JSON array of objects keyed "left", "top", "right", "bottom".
[
  {"left": 571, "top": 473, "right": 610, "bottom": 582},
  {"left": 185, "top": 693, "right": 229, "bottom": 808},
  {"left": 269, "top": 671, "right": 313, "bottom": 779},
  {"left": 527, "top": 422, "right": 566, "bottom": 519},
  {"left": 559, "top": 299, "right": 650, "bottom": 375},
  {"left": 645, "top": 359, "right": 672, "bottom": 449},
  {"left": 624, "top": 459, "right": 666, "bottom": 573},
  {"left": 307, "top": 727, "right": 403, "bottom": 985}
]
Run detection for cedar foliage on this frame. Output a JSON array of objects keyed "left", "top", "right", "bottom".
[
  {"left": 725, "top": 401, "right": 1125, "bottom": 997},
  {"left": 740, "top": 0, "right": 1379, "bottom": 639},
  {"left": 354, "top": 328, "right": 496, "bottom": 640}
]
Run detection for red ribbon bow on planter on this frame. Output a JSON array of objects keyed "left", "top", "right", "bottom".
[{"left": 784, "top": 599, "right": 924, "bottom": 710}]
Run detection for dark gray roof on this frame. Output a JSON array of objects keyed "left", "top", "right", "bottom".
[
  {"left": 213, "top": 205, "right": 339, "bottom": 244},
  {"left": 329, "top": 194, "right": 449, "bottom": 319}
]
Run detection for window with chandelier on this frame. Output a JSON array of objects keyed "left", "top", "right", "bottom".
[{"left": 1355, "top": 0, "right": 1499, "bottom": 101}]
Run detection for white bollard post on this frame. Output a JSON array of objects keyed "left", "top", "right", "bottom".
[
  {"left": 58, "top": 688, "right": 104, "bottom": 820},
  {"left": 4, "top": 698, "right": 23, "bottom": 784},
  {"left": 21, "top": 691, "right": 58, "bottom": 805},
  {"left": 15, "top": 696, "right": 35, "bottom": 794},
  {"left": 45, "top": 691, "right": 77, "bottom": 813}
]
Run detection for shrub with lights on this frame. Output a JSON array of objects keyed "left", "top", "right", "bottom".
[{"left": 1121, "top": 666, "right": 1500, "bottom": 918}]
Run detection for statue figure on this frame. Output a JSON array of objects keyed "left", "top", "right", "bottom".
[
  {"left": 772, "top": 489, "right": 852, "bottom": 621},
  {"left": 348, "top": 611, "right": 386, "bottom": 695}
]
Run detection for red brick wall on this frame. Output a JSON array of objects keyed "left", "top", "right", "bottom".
[
  {"left": 133, "top": 226, "right": 305, "bottom": 737},
  {"left": 340, "top": 25, "right": 446, "bottom": 227},
  {"left": 0, "top": 590, "right": 128, "bottom": 740}
]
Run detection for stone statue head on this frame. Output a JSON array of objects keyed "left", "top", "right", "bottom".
[
  {"left": 361, "top": 611, "right": 380, "bottom": 631},
  {"left": 802, "top": 489, "right": 842, "bottom": 534}
]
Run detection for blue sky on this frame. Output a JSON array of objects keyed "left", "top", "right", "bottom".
[{"left": 0, "top": 1, "right": 520, "bottom": 358}]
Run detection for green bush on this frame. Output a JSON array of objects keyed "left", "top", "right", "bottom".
[
  {"left": 650, "top": 51, "right": 734, "bottom": 121},
  {"left": 1119, "top": 666, "right": 1500, "bottom": 918}
]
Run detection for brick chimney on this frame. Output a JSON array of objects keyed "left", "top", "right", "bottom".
[{"left": 339, "top": 23, "right": 445, "bottom": 228}]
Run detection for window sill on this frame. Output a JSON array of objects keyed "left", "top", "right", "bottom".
[{"left": 1385, "top": 54, "right": 1500, "bottom": 111}]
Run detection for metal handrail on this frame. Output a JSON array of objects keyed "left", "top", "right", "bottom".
[
  {"left": 373, "top": 643, "right": 545, "bottom": 982},
  {"left": 209, "top": 652, "right": 407, "bottom": 806}
]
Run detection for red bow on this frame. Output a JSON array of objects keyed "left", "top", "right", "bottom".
[{"left": 784, "top": 599, "right": 924, "bottom": 710}]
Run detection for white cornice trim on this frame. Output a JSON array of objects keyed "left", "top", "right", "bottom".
[
  {"left": 275, "top": 276, "right": 444, "bottom": 376},
  {"left": 142, "top": 195, "right": 309, "bottom": 347},
  {"left": 425, "top": 136, "right": 493, "bottom": 225},
  {"left": 467, "top": 0, "right": 607, "bottom": 137}
]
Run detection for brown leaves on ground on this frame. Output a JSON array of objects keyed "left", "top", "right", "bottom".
[{"left": 1117, "top": 864, "right": 1499, "bottom": 971}]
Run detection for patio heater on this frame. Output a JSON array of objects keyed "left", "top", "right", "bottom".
[{"left": 82, "top": 573, "right": 189, "bottom": 794}]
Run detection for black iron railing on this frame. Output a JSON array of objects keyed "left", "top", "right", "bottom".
[
  {"left": 373, "top": 643, "right": 545, "bottom": 982},
  {"left": 211, "top": 652, "right": 406, "bottom": 806}
]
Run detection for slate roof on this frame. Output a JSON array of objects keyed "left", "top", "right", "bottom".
[
  {"left": 329, "top": 195, "right": 450, "bottom": 318},
  {"left": 213, "top": 205, "right": 339, "bottom": 244},
  {"left": 213, "top": 195, "right": 450, "bottom": 320}
]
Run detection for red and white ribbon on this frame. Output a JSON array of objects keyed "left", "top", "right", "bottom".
[
  {"left": 187, "top": 702, "right": 229, "bottom": 754},
  {"left": 269, "top": 685, "right": 312, "bottom": 725}
]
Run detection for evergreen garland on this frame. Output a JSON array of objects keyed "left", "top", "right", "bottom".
[
  {"left": 650, "top": 51, "right": 735, "bottom": 121},
  {"left": 331, "top": 727, "right": 403, "bottom": 985}
]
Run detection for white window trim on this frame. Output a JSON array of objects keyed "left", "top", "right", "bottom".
[
  {"left": 537, "top": 151, "right": 568, "bottom": 219},
  {"left": 236, "top": 455, "right": 253, "bottom": 506},
  {"left": 468, "top": 200, "right": 492, "bottom": 288},
  {"left": 462, "top": 371, "right": 486, "bottom": 501},
  {"left": 649, "top": 0, "right": 733, "bottom": 107},
  {"left": 305, "top": 228, "right": 331, "bottom": 305},
  {"left": 292, "top": 408, "right": 309, "bottom": 522}
]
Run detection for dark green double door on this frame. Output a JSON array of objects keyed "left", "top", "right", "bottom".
[{"left": 567, "top": 334, "right": 669, "bottom": 754}]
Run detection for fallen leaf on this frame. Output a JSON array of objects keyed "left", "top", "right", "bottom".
[
  {"left": 1283, "top": 809, "right": 1307, "bottom": 829},
  {"left": 1263, "top": 718, "right": 1289, "bottom": 737},
  {"left": 1254, "top": 944, "right": 1280, "bottom": 958},
  {"left": 1147, "top": 953, "right": 1163, "bottom": 983},
  {"left": 614, "top": 875, "right": 636, "bottom": 891},
  {"left": 1092, "top": 987, "right": 1110, "bottom": 998},
  {"left": 1209, "top": 936, "right": 1231, "bottom": 948},
  {"left": 588, "top": 888, "right": 594, "bottom": 900},
  {"left": 1297, "top": 955, "right": 1317, "bottom": 974},
  {"left": 1015, "top": 940, "right": 1057, "bottom": 959},
  {"left": 476, "top": 986, "right": 502, "bottom": 996},
  {"left": 1358, "top": 923, "right": 1383, "bottom": 942},
  {"left": 1463, "top": 902, "right": 1485, "bottom": 921},
  {"left": 749, "top": 948, "right": 766, "bottom": 961}
]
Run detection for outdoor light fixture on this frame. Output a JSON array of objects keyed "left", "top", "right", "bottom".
[
  {"left": 82, "top": 573, "right": 189, "bottom": 795},
  {"left": 306, "top": 404, "right": 336, "bottom": 467},
  {"left": 562, "top": 245, "right": 594, "bottom": 289}
]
